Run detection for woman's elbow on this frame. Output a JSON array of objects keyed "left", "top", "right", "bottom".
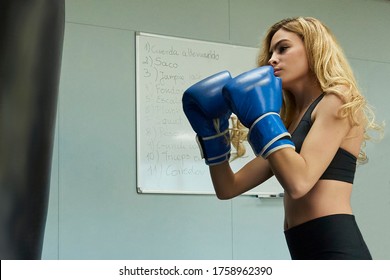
[
  {"left": 284, "top": 180, "right": 311, "bottom": 200},
  {"left": 215, "top": 190, "right": 235, "bottom": 200}
]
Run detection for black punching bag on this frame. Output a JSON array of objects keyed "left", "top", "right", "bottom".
[{"left": 0, "top": 0, "right": 65, "bottom": 259}]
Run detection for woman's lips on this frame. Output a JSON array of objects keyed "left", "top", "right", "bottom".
[{"left": 273, "top": 68, "right": 281, "bottom": 76}]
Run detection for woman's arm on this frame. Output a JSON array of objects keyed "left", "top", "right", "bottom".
[
  {"left": 209, "top": 156, "right": 273, "bottom": 199},
  {"left": 268, "top": 94, "right": 354, "bottom": 199}
]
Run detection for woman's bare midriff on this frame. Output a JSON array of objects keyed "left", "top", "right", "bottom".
[{"left": 284, "top": 179, "right": 353, "bottom": 230}]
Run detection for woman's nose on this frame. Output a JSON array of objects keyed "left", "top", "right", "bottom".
[{"left": 268, "top": 54, "right": 278, "bottom": 66}]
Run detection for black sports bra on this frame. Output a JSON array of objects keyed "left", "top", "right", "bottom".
[{"left": 291, "top": 94, "right": 357, "bottom": 184}]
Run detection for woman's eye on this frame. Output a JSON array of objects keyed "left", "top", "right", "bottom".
[{"left": 278, "top": 46, "right": 288, "bottom": 53}]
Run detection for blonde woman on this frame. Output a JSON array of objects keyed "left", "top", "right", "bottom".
[{"left": 182, "top": 17, "right": 382, "bottom": 259}]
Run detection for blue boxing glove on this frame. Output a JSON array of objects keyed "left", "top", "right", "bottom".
[
  {"left": 222, "top": 66, "right": 294, "bottom": 158},
  {"left": 182, "top": 71, "right": 232, "bottom": 165}
]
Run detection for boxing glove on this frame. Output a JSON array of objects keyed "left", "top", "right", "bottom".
[
  {"left": 222, "top": 66, "right": 294, "bottom": 158},
  {"left": 182, "top": 71, "right": 232, "bottom": 165}
]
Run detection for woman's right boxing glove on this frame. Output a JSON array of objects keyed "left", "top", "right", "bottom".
[{"left": 182, "top": 71, "right": 232, "bottom": 165}]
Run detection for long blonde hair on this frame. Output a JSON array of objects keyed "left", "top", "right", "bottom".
[{"left": 257, "top": 17, "right": 383, "bottom": 163}]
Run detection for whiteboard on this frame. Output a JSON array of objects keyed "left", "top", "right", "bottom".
[{"left": 136, "top": 32, "right": 283, "bottom": 196}]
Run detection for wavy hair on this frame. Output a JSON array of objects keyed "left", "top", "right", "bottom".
[{"left": 256, "top": 17, "right": 383, "bottom": 163}]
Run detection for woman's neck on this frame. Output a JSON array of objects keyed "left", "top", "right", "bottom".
[{"left": 288, "top": 77, "right": 323, "bottom": 113}]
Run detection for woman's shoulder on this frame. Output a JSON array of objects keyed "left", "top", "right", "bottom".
[{"left": 312, "top": 92, "right": 346, "bottom": 120}]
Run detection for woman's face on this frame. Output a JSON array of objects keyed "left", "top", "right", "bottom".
[{"left": 268, "top": 29, "right": 311, "bottom": 91}]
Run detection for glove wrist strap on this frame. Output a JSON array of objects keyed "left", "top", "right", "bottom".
[
  {"left": 248, "top": 112, "right": 295, "bottom": 158},
  {"left": 197, "top": 129, "right": 231, "bottom": 165}
]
